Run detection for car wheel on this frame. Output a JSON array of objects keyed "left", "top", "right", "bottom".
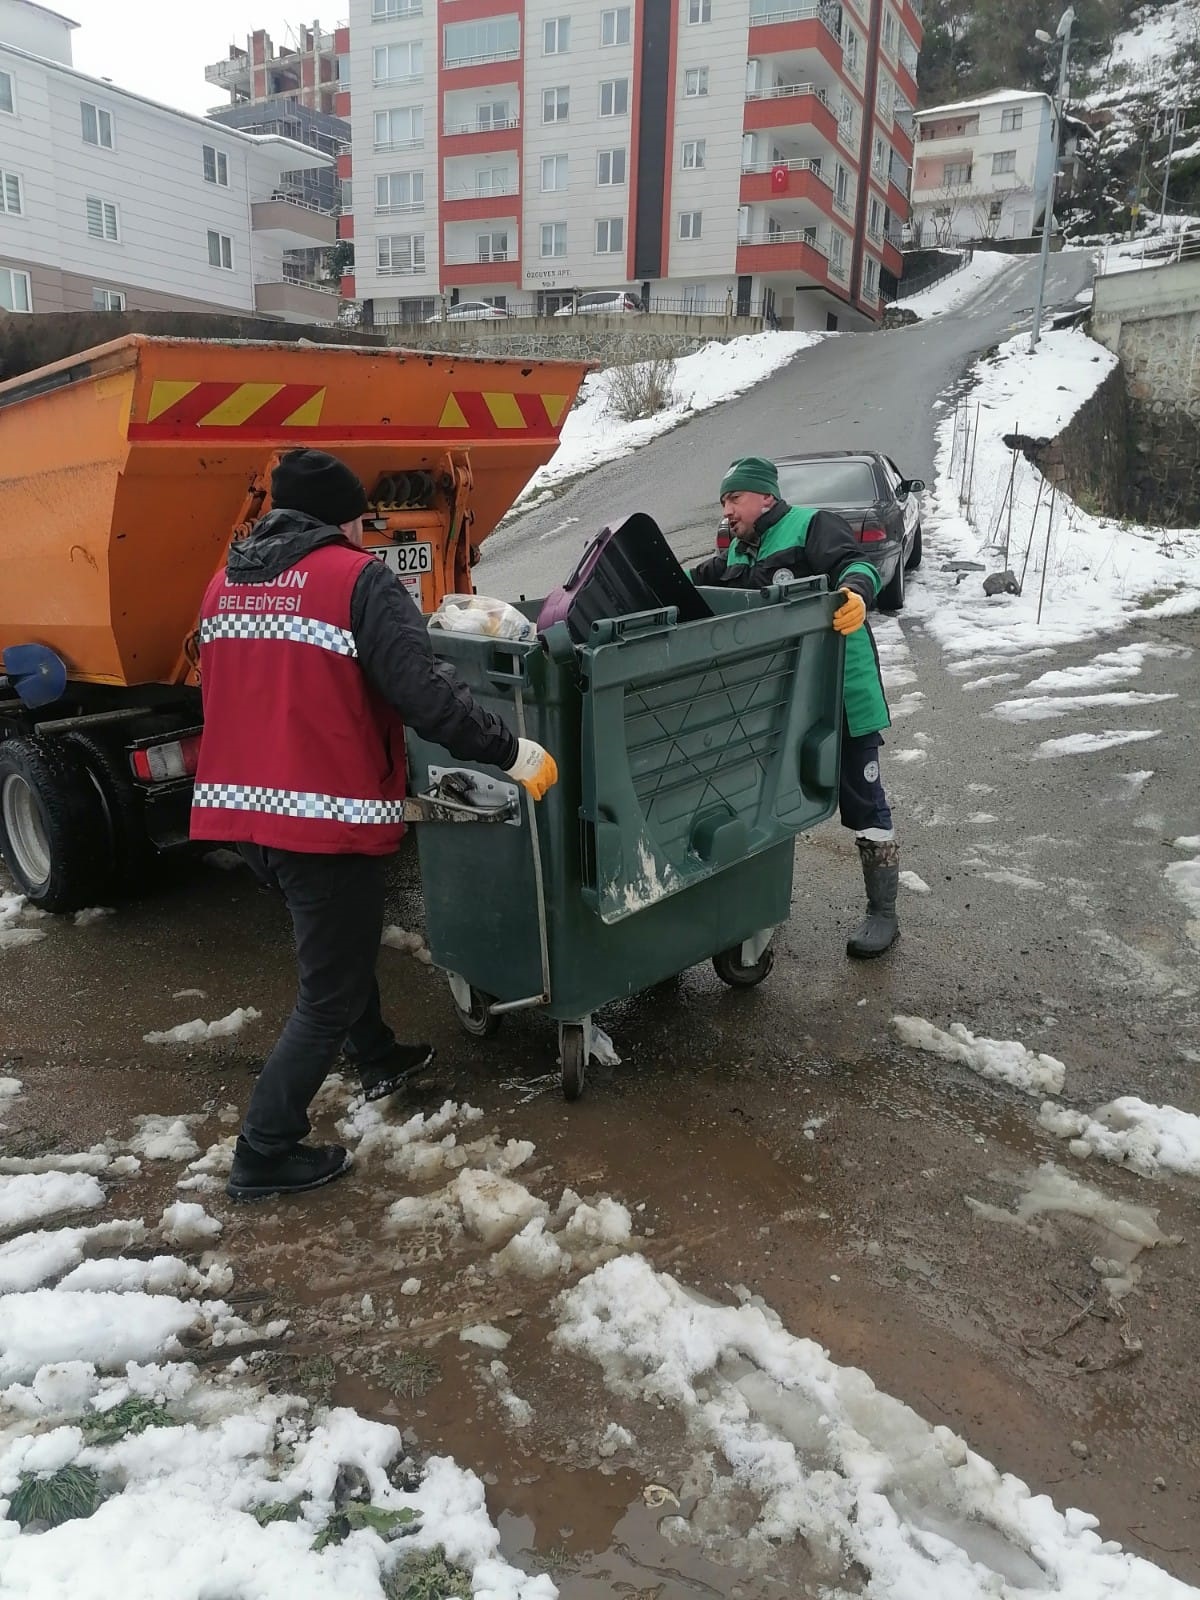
[
  {"left": 880, "top": 551, "right": 905, "bottom": 612},
  {"left": 905, "top": 522, "right": 923, "bottom": 571}
]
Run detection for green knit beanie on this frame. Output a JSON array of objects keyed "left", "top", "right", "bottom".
[{"left": 720, "top": 456, "right": 781, "bottom": 500}]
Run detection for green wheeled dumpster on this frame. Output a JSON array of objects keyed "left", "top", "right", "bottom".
[{"left": 406, "top": 577, "right": 845, "bottom": 1100}]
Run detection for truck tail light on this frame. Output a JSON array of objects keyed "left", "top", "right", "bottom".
[
  {"left": 130, "top": 735, "right": 201, "bottom": 783},
  {"left": 860, "top": 522, "right": 888, "bottom": 542}
]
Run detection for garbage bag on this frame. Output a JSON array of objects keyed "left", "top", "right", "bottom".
[{"left": 428, "top": 593, "right": 536, "bottom": 642}]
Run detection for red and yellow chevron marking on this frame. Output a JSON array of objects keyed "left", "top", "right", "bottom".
[
  {"left": 139, "top": 381, "right": 327, "bottom": 433},
  {"left": 438, "top": 391, "right": 570, "bottom": 433}
]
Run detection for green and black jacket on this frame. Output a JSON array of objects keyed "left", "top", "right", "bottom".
[{"left": 689, "top": 501, "right": 890, "bottom": 737}]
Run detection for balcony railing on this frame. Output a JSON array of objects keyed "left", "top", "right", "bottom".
[
  {"left": 443, "top": 117, "right": 521, "bottom": 136},
  {"left": 377, "top": 261, "right": 428, "bottom": 276},
  {"left": 268, "top": 188, "right": 334, "bottom": 215},
  {"left": 375, "top": 200, "right": 426, "bottom": 215},
  {"left": 371, "top": 1, "right": 423, "bottom": 18},
  {"left": 738, "top": 228, "right": 827, "bottom": 254},
  {"left": 833, "top": 190, "right": 853, "bottom": 216},
  {"left": 745, "top": 81, "right": 830, "bottom": 105},
  {"left": 741, "top": 157, "right": 832, "bottom": 183},
  {"left": 444, "top": 181, "right": 519, "bottom": 200},
  {"left": 281, "top": 265, "right": 338, "bottom": 293},
  {"left": 749, "top": 4, "right": 840, "bottom": 37},
  {"left": 372, "top": 71, "right": 424, "bottom": 86},
  {"left": 374, "top": 137, "right": 425, "bottom": 153},
  {"left": 444, "top": 249, "right": 512, "bottom": 265},
  {"left": 442, "top": 48, "right": 520, "bottom": 69}
]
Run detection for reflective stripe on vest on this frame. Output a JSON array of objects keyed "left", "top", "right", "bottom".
[
  {"left": 192, "top": 782, "right": 406, "bottom": 826},
  {"left": 199, "top": 613, "right": 358, "bottom": 657}
]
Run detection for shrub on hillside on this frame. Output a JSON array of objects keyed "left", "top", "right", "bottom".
[{"left": 607, "top": 357, "right": 679, "bottom": 422}]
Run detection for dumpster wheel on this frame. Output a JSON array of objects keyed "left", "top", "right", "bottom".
[
  {"left": 452, "top": 985, "right": 502, "bottom": 1039},
  {"left": 713, "top": 939, "right": 775, "bottom": 988},
  {"left": 560, "top": 1026, "right": 586, "bottom": 1103}
]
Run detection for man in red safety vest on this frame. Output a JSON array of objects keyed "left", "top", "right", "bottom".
[{"left": 192, "top": 449, "right": 557, "bottom": 1200}]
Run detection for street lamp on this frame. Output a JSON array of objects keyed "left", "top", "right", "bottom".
[{"left": 1030, "top": 5, "right": 1075, "bottom": 352}]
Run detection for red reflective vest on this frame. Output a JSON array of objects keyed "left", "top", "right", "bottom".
[{"left": 190, "top": 542, "right": 407, "bottom": 856}]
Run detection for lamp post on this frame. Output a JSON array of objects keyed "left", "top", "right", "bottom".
[{"left": 1030, "top": 6, "right": 1075, "bottom": 353}]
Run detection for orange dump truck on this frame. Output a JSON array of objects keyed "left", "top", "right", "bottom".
[{"left": 0, "top": 332, "right": 588, "bottom": 910}]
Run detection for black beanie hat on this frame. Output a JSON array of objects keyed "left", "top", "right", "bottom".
[{"left": 270, "top": 449, "right": 368, "bottom": 526}]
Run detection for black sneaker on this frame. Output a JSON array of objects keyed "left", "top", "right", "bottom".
[
  {"left": 358, "top": 1042, "right": 436, "bottom": 1102},
  {"left": 226, "top": 1138, "right": 352, "bottom": 1201}
]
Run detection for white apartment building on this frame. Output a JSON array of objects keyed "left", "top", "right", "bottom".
[
  {"left": 909, "top": 89, "right": 1055, "bottom": 246},
  {"left": 0, "top": 0, "right": 336, "bottom": 320},
  {"left": 339, "top": 0, "right": 924, "bottom": 330}
]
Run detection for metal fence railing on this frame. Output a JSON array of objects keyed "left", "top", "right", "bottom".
[
  {"left": 881, "top": 246, "right": 973, "bottom": 304},
  {"left": 1099, "top": 228, "right": 1200, "bottom": 276}
]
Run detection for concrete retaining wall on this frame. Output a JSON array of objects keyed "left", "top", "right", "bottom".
[
  {"left": 1028, "top": 364, "right": 1129, "bottom": 518},
  {"left": 376, "top": 312, "right": 762, "bottom": 365}
]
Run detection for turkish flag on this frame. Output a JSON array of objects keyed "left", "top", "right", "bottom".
[{"left": 770, "top": 164, "right": 789, "bottom": 193}]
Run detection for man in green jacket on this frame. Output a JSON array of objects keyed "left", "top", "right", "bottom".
[{"left": 689, "top": 456, "right": 899, "bottom": 958}]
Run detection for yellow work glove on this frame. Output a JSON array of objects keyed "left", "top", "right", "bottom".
[
  {"left": 833, "top": 588, "right": 867, "bottom": 635},
  {"left": 506, "top": 738, "right": 559, "bottom": 801}
]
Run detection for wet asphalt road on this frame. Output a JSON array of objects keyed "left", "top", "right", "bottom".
[{"left": 4, "top": 249, "right": 1200, "bottom": 1591}]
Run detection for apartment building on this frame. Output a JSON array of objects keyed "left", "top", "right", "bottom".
[
  {"left": 0, "top": 0, "right": 336, "bottom": 320},
  {"left": 909, "top": 89, "right": 1055, "bottom": 246},
  {"left": 338, "top": 0, "right": 923, "bottom": 329}
]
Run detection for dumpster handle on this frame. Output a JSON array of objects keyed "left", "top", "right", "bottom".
[{"left": 514, "top": 682, "right": 552, "bottom": 1005}]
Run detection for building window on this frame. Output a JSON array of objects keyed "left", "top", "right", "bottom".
[
  {"left": 595, "top": 217, "right": 623, "bottom": 253},
  {"left": 1, "top": 170, "right": 22, "bottom": 215},
  {"left": 202, "top": 145, "right": 229, "bottom": 186},
  {"left": 834, "top": 164, "right": 850, "bottom": 209},
  {"left": 544, "top": 16, "right": 570, "bottom": 53},
  {"left": 1, "top": 265, "right": 31, "bottom": 311},
  {"left": 81, "top": 101, "right": 114, "bottom": 148},
  {"left": 87, "top": 196, "right": 120, "bottom": 242},
  {"left": 992, "top": 150, "right": 1017, "bottom": 176},
  {"left": 477, "top": 229, "right": 509, "bottom": 262},
  {"left": 473, "top": 167, "right": 511, "bottom": 196},
  {"left": 597, "top": 148, "right": 626, "bottom": 184},
  {"left": 1001, "top": 107, "right": 1023, "bottom": 132},
  {"left": 988, "top": 198, "right": 1004, "bottom": 220},
  {"left": 678, "top": 210, "right": 702, "bottom": 239},
  {"left": 838, "top": 93, "right": 855, "bottom": 139},
  {"left": 844, "top": 28, "right": 859, "bottom": 74},
  {"left": 868, "top": 197, "right": 883, "bottom": 238},
  {"left": 601, "top": 7, "right": 631, "bottom": 45},
  {"left": 684, "top": 67, "right": 709, "bottom": 97},
  {"left": 864, "top": 257, "right": 879, "bottom": 296},
  {"left": 541, "top": 153, "right": 568, "bottom": 191},
  {"left": 830, "top": 230, "right": 846, "bottom": 273},
  {"left": 376, "top": 171, "right": 424, "bottom": 211},
  {"left": 206, "top": 229, "right": 233, "bottom": 269},
  {"left": 682, "top": 139, "right": 706, "bottom": 169},
  {"left": 475, "top": 100, "right": 511, "bottom": 130},
  {"left": 443, "top": 16, "right": 520, "bottom": 65},
  {"left": 373, "top": 42, "right": 423, "bottom": 82},
  {"left": 688, "top": 0, "right": 711, "bottom": 20},
  {"left": 541, "top": 221, "right": 567, "bottom": 257},
  {"left": 872, "top": 134, "right": 887, "bottom": 178},
  {"left": 543, "top": 86, "right": 570, "bottom": 123},
  {"left": 876, "top": 76, "right": 892, "bottom": 118},
  {"left": 0, "top": 69, "right": 14, "bottom": 115},
  {"left": 883, "top": 10, "right": 897, "bottom": 52},
  {"left": 374, "top": 107, "right": 424, "bottom": 148},
  {"left": 943, "top": 161, "right": 971, "bottom": 186},
  {"left": 599, "top": 78, "right": 629, "bottom": 117},
  {"left": 377, "top": 233, "right": 426, "bottom": 273},
  {"left": 92, "top": 287, "right": 126, "bottom": 310}
]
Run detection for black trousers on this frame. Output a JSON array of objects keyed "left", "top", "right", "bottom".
[
  {"left": 238, "top": 845, "right": 396, "bottom": 1155},
  {"left": 839, "top": 730, "right": 893, "bottom": 835}
]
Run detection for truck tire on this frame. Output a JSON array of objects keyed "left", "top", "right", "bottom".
[
  {"left": 63, "top": 731, "right": 152, "bottom": 884},
  {"left": 0, "top": 735, "right": 111, "bottom": 911}
]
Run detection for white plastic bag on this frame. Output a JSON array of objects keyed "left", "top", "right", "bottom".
[{"left": 428, "top": 593, "right": 535, "bottom": 642}]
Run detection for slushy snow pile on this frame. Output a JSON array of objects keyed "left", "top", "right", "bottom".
[
  {"left": 143, "top": 1007, "right": 261, "bottom": 1045},
  {"left": 1039, "top": 1097, "right": 1200, "bottom": 1180},
  {"left": 510, "top": 331, "right": 824, "bottom": 507},
  {"left": 892, "top": 1016, "right": 1066, "bottom": 1097},
  {"left": 895, "top": 249, "right": 1018, "bottom": 319}
]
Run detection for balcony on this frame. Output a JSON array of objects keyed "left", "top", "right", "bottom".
[
  {"left": 443, "top": 179, "right": 520, "bottom": 222},
  {"left": 442, "top": 47, "right": 520, "bottom": 70},
  {"left": 740, "top": 159, "right": 837, "bottom": 219},
  {"left": 373, "top": 137, "right": 425, "bottom": 155},
  {"left": 735, "top": 228, "right": 832, "bottom": 283},
  {"left": 250, "top": 195, "right": 336, "bottom": 249},
  {"left": 371, "top": 0, "right": 423, "bottom": 17},
  {"left": 254, "top": 276, "right": 340, "bottom": 323},
  {"left": 748, "top": 8, "right": 844, "bottom": 79},
  {"left": 375, "top": 201, "right": 426, "bottom": 218},
  {"left": 744, "top": 82, "right": 841, "bottom": 150}
]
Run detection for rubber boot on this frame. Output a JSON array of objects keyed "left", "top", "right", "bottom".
[{"left": 846, "top": 838, "right": 900, "bottom": 959}]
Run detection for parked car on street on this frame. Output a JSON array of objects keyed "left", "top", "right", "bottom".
[
  {"left": 716, "top": 451, "right": 924, "bottom": 611},
  {"left": 427, "top": 301, "right": 508, "bottom": 322},
  {"left": 554, "top": 291, "right": 644, "bottom": 317}
]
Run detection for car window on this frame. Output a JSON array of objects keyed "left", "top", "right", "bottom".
[{"left": 776, "top": 460, "right": 879, "bottom": 506}]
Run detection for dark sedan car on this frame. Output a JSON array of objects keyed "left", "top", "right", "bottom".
[{"left": 717, "top": 450, "right": 924, "bottom": 611}]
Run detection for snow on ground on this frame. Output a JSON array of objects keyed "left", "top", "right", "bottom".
[
  {"left": 554, "top": 1254, "right": 1198, "bottom": 1599},
  {"left": 142, "top": 1007, "right": 261, "bottom": 1046},
  {"left": 1033, "top": 729, "right": 1162, "bottom": 759},
  {"left": 894, "top": 249, "right": 1018, "bottom": 319},
  {"left": 909, "top": 326, "right": 1200, "bottom": 681},
  {"left": 1163, "top": 839, "right": 1200, "bottom": 944},
  {"left": 1039, "top": 1097, "right": 1200, "bottom": 1180},
  {"left": 510, "top": 331, "right": 824, "bottom": 508},
  {"left": 4, "top": 1082, "right": 1199, "bottom": 1595},
  {"left": 892, "top": 1016, "right": 1066, "bottom": 1096},
  {"left": 990, "top": 689, "right": 1177, "bottom": 722},
  {"left": 1106, "top": 0, "right": 1195, "bottom": 74}
]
